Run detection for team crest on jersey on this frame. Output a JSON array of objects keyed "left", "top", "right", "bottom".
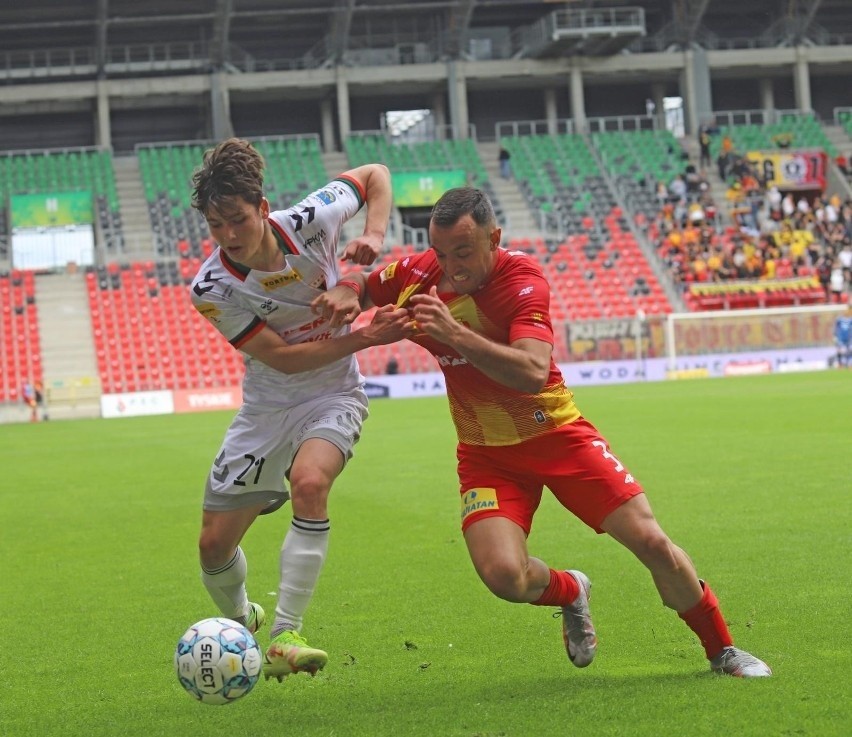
[
  {"left": 461, "top": 488, "right": 499, "bottom": 522},
  {"left": 260, "top": 270, "right": 302, "bottom": 291},
  {"left": 196, "top": 302, "right": 222, "bottom": 323},
  {"left": 380, "top": 261, "right": 398, "bottom": 283},
  {"left": 315, "top": 190, "right": 336, "bottom": 205},
  {"left": 530, "top": 312, "right": 545, "bottom": 322}
]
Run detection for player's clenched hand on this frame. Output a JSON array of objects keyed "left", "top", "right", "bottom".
[
  {"left": 357, "top": 304, "right": 414, "bottom": 346},
  {"left": 310, "top": 285, "right": 362, "bottom": 328},
  {"left": 341, "top": 233, "right": 382, "bottom": 265},
  {"left": 409, "top": 286, "right": 459, "bottom": 342}
]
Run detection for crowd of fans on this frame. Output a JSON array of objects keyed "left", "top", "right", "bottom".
[{"left": 650, "top": 130, "right": 852, "bottom": 307}]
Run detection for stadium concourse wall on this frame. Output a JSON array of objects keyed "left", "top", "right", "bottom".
[{"left": 98, "top": 345, "right": 836, "bottom": 421}]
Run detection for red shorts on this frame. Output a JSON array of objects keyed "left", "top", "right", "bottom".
[{"left": 457, "top": 417, "right": 644, "bottom": 535}]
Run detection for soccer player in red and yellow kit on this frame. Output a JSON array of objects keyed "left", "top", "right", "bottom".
[{"left": 350, "top": 186, "right": 771, "bottom": 677}]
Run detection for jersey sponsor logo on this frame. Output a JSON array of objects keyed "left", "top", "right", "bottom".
[
  {"left": 380, "top": 261, "right": 398, "bottom": 283},
  {"left": 260, "top": 270, "right": 302, "bottom": 291},
  {"left": 436, "top": 354, "right": 468, "bottom": 367},
  {"left": 461, "top": 487, "right": 499, "bottom": 521},
  {"left": 304, "top": 228, "right": 326, "bottom": 250},
  {"left": 280, "top": 315, "right": 327, "bottom": 339},
  {"left": 196, "top": 302, "right": 222, "bottom": 322},
  {"left": 315, "top": 190, "right": 337, "bottom": 205},
  {"left": 530, "top": 312, "right": 545, "bottom": 321},
  {"left": 518, "top": 286, "right": 534, "bottom": 296}
]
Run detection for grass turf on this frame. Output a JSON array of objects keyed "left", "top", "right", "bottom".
[{"left": 1, "top": 371, "right": 849, "bottom": 736}]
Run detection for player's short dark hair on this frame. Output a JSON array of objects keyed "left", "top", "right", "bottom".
[
  {"left": 431, "top": 186, "right": 495, "bottom": 229},
  {"left": 191, "top": 138, "right": 265, "bottom": 215}
]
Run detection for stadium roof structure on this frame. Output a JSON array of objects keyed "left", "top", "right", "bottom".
[{"left": 1, "top": 0, "right": 851, "bottom": 79}]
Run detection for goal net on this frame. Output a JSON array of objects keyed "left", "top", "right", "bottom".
[
  {"left": 560, "top": 303, "right": 844, "bottom": 364},
  {"left": 663, "top": 303, "right": 845, "bottom": 370}
]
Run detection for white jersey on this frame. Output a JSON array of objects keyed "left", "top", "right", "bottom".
[{"left": 190, "top": 175, "right": 366, "bottom": 409}]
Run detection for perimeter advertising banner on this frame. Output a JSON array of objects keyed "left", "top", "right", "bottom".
[
  {"left": 565, "top": 317, "right": 666, "bottom": 362},
  {"left": 745, "top": 149, "right": 827, "bottom": 191},
  {"left": 391, "top": 170, "right": 467, "bottom": 207},
  {"left": 10, "top": 191, "right": 93, "bottom": 228}
]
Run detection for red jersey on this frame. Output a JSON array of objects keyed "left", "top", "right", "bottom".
[{"left": 366, "top": 248, "right": 581, "bottom": 445}]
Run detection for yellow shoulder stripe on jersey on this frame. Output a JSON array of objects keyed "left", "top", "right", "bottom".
[{"left": 396, "top": 283, "right": 424, "bottom": 308}]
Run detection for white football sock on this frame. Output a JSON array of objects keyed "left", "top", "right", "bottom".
[
  {"left": 201, "top": 546, "right": 249, "bottom": 623},
  {"left": 272, "top": 517, "right": 330, "bottom": 637}
]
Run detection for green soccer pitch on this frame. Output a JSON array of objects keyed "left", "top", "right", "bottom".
[{"left": 1, "top": 371, "right": 849, "bottom": 737}]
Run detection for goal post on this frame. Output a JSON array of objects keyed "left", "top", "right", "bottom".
[{"left": 664, "top": 303, "right": 846, "bottom": 371}]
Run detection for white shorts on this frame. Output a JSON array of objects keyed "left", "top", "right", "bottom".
[{"left": 202, "top": 388, "right": 369, "bottom": 513}]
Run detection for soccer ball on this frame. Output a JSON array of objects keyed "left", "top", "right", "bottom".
[{"left": 174, "top": 617, "right": 263, "bottom": 705}]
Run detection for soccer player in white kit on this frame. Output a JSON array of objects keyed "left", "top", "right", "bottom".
[{"left": 189, "top": 138, "right": 411, "bottom": 681}]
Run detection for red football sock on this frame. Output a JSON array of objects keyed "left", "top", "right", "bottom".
[
  {"left": 532, "top": 569, "right": 581, "bottom": 607},
  {"left": 678, "top": 581, "right": 734, "bottom": 659}
]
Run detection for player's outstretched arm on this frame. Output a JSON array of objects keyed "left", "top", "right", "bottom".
[
  {"left": 311, "top": 280, "right": 364, "bottom": 327},
  {"left": 240, "top": 305, "right": 412, "bottom": 375}
]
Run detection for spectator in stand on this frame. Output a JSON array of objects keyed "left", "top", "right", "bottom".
[
  {"left": 692, "top": 254, "right": 709, "bottom": 282},
  {"left": 725, "top": 182, "right": 745, "bottom": 215},
  {"left": 842, "top": 201, "right": 852, "bottom": 238},
  {"left": 684, "top": 163, "right": 702, "bottom": 195},
  {"left": 824, "top": 222, "right": 847, "bottom": 252},
  {"left": 732, "top": 246, "right": 748, "bottom": 278},
  {"left": 830, "top": 258, "right": 847, "bottom": 303},
  {"left": 766, "top": 185, "right": 782, "bottom": 221},
  {"left": 826, "top": 195, "right": 840, "bottom": 224},
  {"left": 498, "top": 147, "right": 512, "bottom": 179},
  {"left": 716, "top": 151, "right": 729, "bottom": 182},
  {"left": 385, "top": 353, "right": 400, "bottom": 375},
  {"left": 761, "top": 251, "right": 777, "bottom": 280},
  {"left": 699, "top": 188, "right": 717, "bottom": 223},
  {"left": 839, "top": 242, "right": 852, "bottom": 283},
  {"left": 669, "top": 174, "right": 687, "bottom": 202},
  {"left": 706, "top": 246, "right": 725, "bottom": 281},
  {"left": 781, "top": 193, "right": 796, "bottom": 220},
  {"left": 742, "top": 238, "right": 764, "bottom": 278},
  {"left": 720, "top": 249, "right": 737, "bottom": 281},
  {"left": 816, "top": 254, "right": 833, "bottom": 301},
  {"left": 673, "top": 198, "right": 689, "bottom": 226},
  {"left": 687, "top": 201, "right": 705, "bottom": 225},
  {"left": 698, "top": 126, "right": 712, "bottom": 170}
]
